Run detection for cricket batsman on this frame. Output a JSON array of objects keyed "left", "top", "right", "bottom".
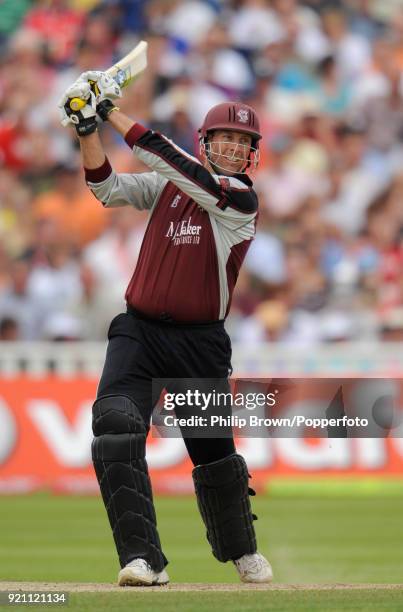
[{"left": 58, "top": 71, "right": 273, "bottom": 586}]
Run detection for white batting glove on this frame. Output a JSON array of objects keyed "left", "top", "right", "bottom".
[
  {"left": 57, "top": 81, "right": 98, "bottom": 136},
  {"left": 78, "top": 70, "right": 122, "bottom": 103}
]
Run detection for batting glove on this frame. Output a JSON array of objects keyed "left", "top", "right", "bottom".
[
  {"left": 58, "top": 81, "right": 98, "bottom": 137},
  {"left": 78, "top": 71, "right": 122, "bottom": 122},
  {"left": 79, "top": 71, "right": 122, "bottom": 101}
]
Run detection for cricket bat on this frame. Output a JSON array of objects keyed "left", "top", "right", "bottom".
[{"left": 69, "top": 40, "right": 148, "bottom": 112}]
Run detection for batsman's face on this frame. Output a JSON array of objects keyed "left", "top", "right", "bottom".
[{"left": 207, "top": 130, "right": 252, "bottom": 175}]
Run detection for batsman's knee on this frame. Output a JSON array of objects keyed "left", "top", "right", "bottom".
[{"left": 92, "top": 395, "right": 146, "bottom": 461}]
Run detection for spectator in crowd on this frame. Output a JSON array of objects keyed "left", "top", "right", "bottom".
[
  {"left": 0, "top": 257, "right": 42, "bottom": 340},
  {"left": 32, "top": 162, "right": 107, "bottom": 248},
  {"left": 0, "top": 317, "right": 19, "bottom": 341}
]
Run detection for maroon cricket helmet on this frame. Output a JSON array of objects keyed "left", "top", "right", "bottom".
[{"left": 199, "top": 102, "right": 262, "bottom": 144}]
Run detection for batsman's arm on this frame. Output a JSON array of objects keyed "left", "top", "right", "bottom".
[
  {"left": 78, "top": 126, "right": 166, "bottom": 210},
  {"left": 78, "top": 131, "right": 107, "bottom": 169},
  {"left": 106, "top": 110, "right": 136, "bottom": 139}
]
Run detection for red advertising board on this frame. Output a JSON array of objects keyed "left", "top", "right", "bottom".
[{"left": 0, "top": 377, "right": 402, "bottom": 494}]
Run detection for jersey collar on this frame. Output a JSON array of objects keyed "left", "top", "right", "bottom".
[{"left": 234, "top": 172, "right": 253, "bottom": 186}]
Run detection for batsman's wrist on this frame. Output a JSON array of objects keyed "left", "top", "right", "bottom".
[
  {"left": 75, "top": 116, "right": 98, "bottom": 137},
  {"left": 97, "top": 99, "right": 120, "bottom": 122}
]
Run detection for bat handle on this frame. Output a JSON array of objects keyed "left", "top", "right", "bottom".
[{"left": 69, "top": 80, "right": 99, "bottom": 112}]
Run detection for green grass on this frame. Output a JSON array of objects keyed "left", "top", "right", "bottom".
[
  {"left": 3, "top": 591, "right": 403, "bottom": 612},
  {"left": 69, "top": 590, "right": 403, "bottom": 611},
  {"left": 1, "top": 493, "right": 403, "bottom": 610}
]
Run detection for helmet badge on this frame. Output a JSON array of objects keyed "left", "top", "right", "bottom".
[{"left": 237, "top": 109, "right": 249, "bottom": 124}]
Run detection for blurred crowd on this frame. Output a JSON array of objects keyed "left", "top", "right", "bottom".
[{"left": 0, "top": 0, "right": 402, "bottom": 344}]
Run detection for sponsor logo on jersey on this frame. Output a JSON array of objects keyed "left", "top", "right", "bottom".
[
  {"left": 166, "top": 216, "right": 202, "bottom": 245},
  {"left": 170, "top": 194, "right": 182, "bottom": 208},
  {"left": 237, "top": 109, "right": 249, "bottom": 123}
]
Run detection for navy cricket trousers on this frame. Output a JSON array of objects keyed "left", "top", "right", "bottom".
[{"left": 96, "top": 308, "right": 236, "bottom": 465}]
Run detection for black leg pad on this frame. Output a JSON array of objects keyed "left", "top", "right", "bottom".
[
  {"left": 92, "top": 395, "right": 167, "bottom": 571},
  {"left": 192, "top": 453, "right": 257, "bottom": 562}
]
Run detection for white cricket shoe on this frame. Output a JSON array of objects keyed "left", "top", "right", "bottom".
[
  {"left": 234, "top": 552, "right": 273, "bottom": 583},
  {"left": 118, "top": 558, "right": 169, "bottom": 586}
]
